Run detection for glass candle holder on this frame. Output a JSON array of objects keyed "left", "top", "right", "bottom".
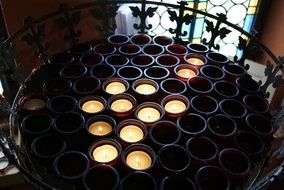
[
  {"left": 243, "top": 94, "right": 270, "bottom": 115},
  {"left": 43, "top": 78, "right": 72, "bottom": 96},
  {"left": 91, "top": 64, "right": 116, "bottom": 81},
  {"left": 187, "top": 43, "right": 209, "bottom": 55},
  {"left": 160, "top": 175, "right": 197, "bottom": 190},
  {"left": 207, "top": 114, "right": 237, "bottom": 149},
  {"left": 60, "top": 63, "right": 87, "bottom": 81},
  {"left": 89, "top": 138, "right": 122, "bottom": 166},
  {"left": 119, "top": 44, "right": 142, "bottom": 57},
  {"left": 236, "top": 76, "right": 260, "bottom": 96},
  {"left": 79, "top": 96, "right": 106, "bottom": 116},
  {"left": 19, "top": 93, "right": 48, "bottom": 115},
  {"left": 184, "top": 53, "right": 207, "bottom": 69},
  {"left": 142, "top": 44, "right": 164, "bottom": 56},
  {"left": 116, "top": 119, "right": 148, "bottom": 146},
  {"left": 122, "top": 143, "right": 156, "bottom": 172},
  {"left": 119, "top": 171, "right": 157, "bottom": 190},
  {"left": 195, "top": 166, "right": 230, "bottom": 190},
  {"left": 156, "top": 54, "right": 180, "bottom": 71},
  {"left": 132, "top": 78, "right": 159, "bottom": 102},
  {"left": 0, "top": 158, "right": 9, "bottom": 174},
  {"left": 158, "top": 144, "right": 191, "bottom": 175},
  {"left": 213, "top": 80, "right": 239, "bottom": 101},
  {"left": 160, "top": 78, "right": 187, "bottom": 96},
  {"left": 222, "top": 64, "right": 247, "bottom": 83},
  {"left": 130, "top": 54, "right": 155, "bottom": 69},
  {"left": 218, "top": 148, "right": 251, "bottom": 187},
  {"left": 206, "top": 52, "right": 229, "bottom": 67},
  {"left": 48, "top": 52, "right": 74, "bottom": 72},
  {"left": 165, "top": 44, "right": 188, "bottom": 60},
  {"left": 69, "top": 43, "right": 92, "bottom": 58},
  {"left": 53, "top": 151, "right": 90, "bottom": 183},
  {"left": 117, "top": 66, "right": 143, "bottom": 82},
  {"left": 93, "top": 43, "right": 116, "bottom": 56},
  {"left": 107, "top": 93, "right": 136, "bottom": 118},
  {"left": 73, "top": 76, "right": 101, "bottom": 96},
  {"left": 48, "top": 95, "right": 77, "bottom": 114},
  {"left": 149, "top": 120, "right": 181, "bottom": 150},
  {"left": 199, "top": 65, "right": 225, "bottom": 82},
  {"left": 187, "top": 76, "right": 213, "bottom": 96},
  {"left": 102, "top": 78, "right": 129, "bottom": 96},
  {"left": 161, "top": 94, "right": 189, "bottom": 118},
  {"left": 86, "top": 115, "right": 116, "bottom": 138},
  {"left": 174, "top": 64, "right": 199, "bottom": 82},
  {"left": 153, "top": 35, "right": 174, "bottom": 46},
  {"left": 130, "top": 33, "right": 152, "bottom": 46},
  {"left": 185, "top": 136, "right": 219, "bottom": 173},
  {"left": 105, "top": 54, "right": 129, "bottom": 68},
  {"left": 80, "top": 52, "right": 104, "bottom": 67},
  {"left": 107, "top": 34, "right": 130, "bottom": 46},
  {"left": 144, "top": 66, "right": 170, "bottom": 82},
  {"left": 177, "top": 113, "right": 207, "bottom": 144},
  {"left": 82, "top": 164, "right": 120, "bottom": 190},
  {"left": 190, "top": 95, "right": 218, "bottom": 118},
  {"left": 135, "top": 102, "right": 164, "bottom": 127}
]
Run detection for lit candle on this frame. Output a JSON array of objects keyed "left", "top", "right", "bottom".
[
  {"left": 137, "top": 107, "right": 160, "bottom": 122},
  {"left": 105, "top": 82, "right": 126, "bottom": 95},
  {"left": 111, "top": 99, "right": 133, "bottom": 113},
  {"left": 126, "top": 151, "right": 152, "bottom": 170},
  {"left": 164, "top": 100, "right": 186, "bottom": 114},
  {"left": 135, "top": 84, "right": 156, "bottom": 95},
  {"left": 92, "top": 144, "right": 118, "bottom": 163},
  {"left": 177, "top": 68, "right": 196, "bottom": 79},
  {"left": 89, "top": 121, "right": 112, "bottom": 136},
  {"left": 23, "top": 98, "right": 46, "bottom": 111},
  {"left": 187, "top": 57, "right": 204, "bottom": 66},
  {"left": 119, "top": 125, "right": 144, "bottom": 143},
  {"left": 82, "top": 100, "right": 104, "bottom": 113}
]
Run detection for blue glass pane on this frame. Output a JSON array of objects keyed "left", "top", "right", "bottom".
[
  {"left": 193, "top": 18, "right": 205, "bottom": 38},
  {"left": 243, "top": 15, "right": 254, "bottom": 32}
]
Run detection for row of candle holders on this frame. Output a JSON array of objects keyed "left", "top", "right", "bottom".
[{"left": 16, "top": 34, "right": 273, "bottom": 190}]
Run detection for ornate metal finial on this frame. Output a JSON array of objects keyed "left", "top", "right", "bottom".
[
  {"left": 54, "top": 4, "right": 81, "bottom": 46},
  {"left": 202, "top": 13, "right": 231, "bottom": 50}
]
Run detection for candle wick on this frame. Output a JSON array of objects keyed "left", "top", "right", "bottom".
[
  {"left": 98, "top": 126, "right": 103, "bottom": 133},
  {"left": 173, "top": 104, "right": 177, "bottom": 111}
]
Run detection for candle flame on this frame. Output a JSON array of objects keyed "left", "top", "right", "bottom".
[
  {"left": 135, "top": 157, "right": 140, "bottom": 167},
  {"left": 98, "top": 126, "right": 103, "bottom": 133},
  {"left": 173, "top": 104, "right": 177, "bottom": 111},
  {"left": 147, "top": 111, "right": 151, "bottom": 119},
  {"left": 120, "top": 104, "right": 126, "bottom": 112},
  {"left": 103, "top": 150, "right": 108, "bottom": 158}
]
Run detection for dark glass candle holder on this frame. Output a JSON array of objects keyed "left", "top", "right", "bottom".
[
  {"left": 88, "top": 138, "right": 122, "bottom": 166},
  {"left": 144, "top": 66, "right": 170, "bottom": 82},
  {"left": 158, "top": 144, "right": 191, "bottom": 175},
  {"left": 206, "top": 52, "right": 229, "bottom": 67},
  {"left": 177, "top": 113, "right": 207, "bottom": 144},
  {"left": 73, "top": 76, "right": 101, "bottom": 96},
  {"left": 160, "top": 78, "right": 187, "bottom": 96},
  {"left": 80, "top": 52, "right": 104, "bottom": 67},
  {"left": 142, "top": 44, "right": 164, "bottom": 56},
  {"left": 93, "top": 43, "right": 116, "bottom": 56},
  {"left": 149, "top": 120, "right": 181, "bottom": 150},
  {"left": 153, "top": 35, "right": 174, "bottom": 46},
  {"left": 184, "top": 53, "right": 207, "bottom": 69},
  {"left": 91, "top": 64, "right": 116, "bottom": 81},
  {"left": 69, "top": 43, "right": 92, "bottom": 58},
  {"left": 236, "top": 76, "right": 260, "bottom": 96},
  {"left": 102, "top": 77, "right": 129, "bottom": 96},
  {"left": 195, "top": 166, "right": 230, "bottom": 190},
  {"left": 120, "top": 171, "right": 157, "bottom": 190},
  {"left": 187, "top": 76, "right": 213, "bottom": 96},
  {"left": 86, "top": 114, "right": 116, "bottom": 138},
  {"left": 185, "top": 136, "right": 219, "bottom": 173},
  {"left": 222, "top": 64, "right": 247, "bottom": 83},
  {"left": 117, "top": 66, "right": 143, "bottom": 82},
  {"left": 130, "top": 54, "right": 155, "bottom": 68},
  {"left": 119, "top": 44, "right": 142, "bottom": 57},
  {"left": 79, "top": 96, "right": 106, "bottom": 116},
  {"left": 243, "top": 94, "right": 270, "bottom": 115},
  {"left": 156, "top": 54, "right": 180, "bottom": 71},
  {"left": 60, "top": 63, "right": 87, "bottom": 81},
  {"left": 18, "top": 93, "right": 48, "bottom": 116},
  {"left": 130, "top": 33, "right": 152, "bottom": 46},
  {"left": 132, "top": 78, "right": 159, "bottom": 103},
  {"left": 107, "top": 34, "right": 130, "bottom": 46},
  {"left": 105, "top": 54, "right": 129, "bottom": 68},
  {"left": 187, "top": 43, "right": 209, "bottom": 55},
  {"left": 48, "top": 52, "right": 74, "bottom": 73},
  {"left": 43, "top": 78, "right": 72, "bottom": 96},
  {"left": 160, "top": 175, "right": 197, "bottom": 190},
  {"left": 213, "top": 80, "right": 239, "bottom": 101},
  {"left": 107, "top": 93, "right": 136, "bottom": 118},
  {"left": 199, "top": 65, "right": 225, "bottom": 82},
  {"left": 174, "top": 64, "right": 199, "bottom": 82},
  {"left": 48, "top": 95, "right": 77, "bottom": 114},
  {"left": 207, "top": 114, "right": 237, "bottom": 149},
  {"left": 165, "top": 44, "right": 188, "bottom": 60},
  {"left": 82, "top": 164, "right": 120, "bottom": 190},
  {"left": 190, "top": 95, "right": 218, "bottom": 118},
  {"left": 161, "top": 94, "right": 189, "bottom": 118}
]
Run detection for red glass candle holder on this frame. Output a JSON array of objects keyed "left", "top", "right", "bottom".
[
  {"left": 156, "top": 54, "right": 180, "bottom": 72},
  {"left": 117, "top": 66, "right": 143, "bottom": 82},
  {"left": 222, "top": 64, "right": 247, "bottom": 83},
  {"left": 60, "top": 63, "right": 87, "bottom": 81},
  {"left": 130, "top": 54, "right": 155, "bottom": 69},
  {"left": 243, "top": 94, "right": 270, "bottom": 115},
  {"left": 93, "top": 43, "right": 116, "bottom": 56},
  {"left": 153, "top": 35, "right": 174, "bottom": 46},
  {"left": 130, "top": 33, "right": 152, "bottom": 46},
  {"left": 187, "top": 43, "right": 209, "bottom": 55},
  {"left": 161, "top": 94, "right": 189, "bottom": 118},
  {"left": 187, "top": 76, "right": 213, "bottom": 96},
  {"left": 174, "top": 64, "right": 199, "bottom": 82},
  {"left": 190, "top": 95, "right": 218, "bottom": 118},
  {"left": 165, "top": 43, "right": 188, "bottom": 60},
  {"left": 160, "top": 175, "right": 197, "bottom": 190},
  {"left": 119, "top": 171, "right": 157, "bottom": 190},
  {"left": 206, "top": 52, "right": 229, "bottom": 67},
  {"left": 69, "top": 43, "right": 92, "bottom": 57},
  {"left": 80, "top": 52, "right": 104, "bottom": 67},
  {"left": 160, "top": 78, "right": 187, "bottom": 96},
  {"left": 19, "top": 93, "right": 48, "bottom": 116},
  {"left": 144, "top": 66, "right": 170, "bottom": 82},
  {"left": 184, "top": 53, "right": 207, "bottom": 69},
  {"left": 105, "top": 54, "right": 129, "bottom": 68},
  {"left": 48, "top": 95, "right": 77, "bottom": 114},
  {"left": 82, "top": 164, "right": 120, "bottom": 190},
  {"left": 86, "top": 114, "right": 116, "bottom": 138},
  {"left": 132, "top": 78, "right": 159, "bottom": 103},
  {"left": 119, "top": 44, "right": 142, "bottom": 57},
  {"left": 195, "top": 166, "right": 230, "bottom": 190},
  {"left": 73, "top": 76, "right": 101, "bottom": 96},
  {"left": 142, "top": 44, "right": 164, "bottom": 56},
  {"left": 102, "top": 77, "right": 129, "bottom": 96},
  {"left": 107, "top": 34, "right": 130, "bottom": 46},
  {"left": 107, "top": 93, "right": 136, "bottom": 118},
  {"left": 213, "top": 80, "right": 239, "bottom": 101},
  {"left": 91, "top": 64, "right": 116, "bottom": 81},
  {"left": 43, "top": 78, "right": 72, "bottom": 96},
  {"left": 199, "top": 65, "right": 225, "bottom": 82},
  {"left": 88, "top": 138, "right": 122, "bottom": 166}
]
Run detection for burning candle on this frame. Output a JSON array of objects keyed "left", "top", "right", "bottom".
[
  {"left": 126, "top": 151, "right": 152, "bottom": 170},
  {"left": 187, "top": 57, "right": 204, "bottom": 66},
  {"left": 82, "top": 100, "right": 104, "bottom": 113},
  {"left": 164, "top": 100, "right": 186, "bottom": 114},
  {"left": 105, "top": 82, "right": 126, "bottom": 95},
  {"left": 111, "top": 99, "right": 133, "bottom": 113},
  {"left": 23, "top": 98, "right": 46, "bottom": 111},
  {"left": 135, "top": 84, "right": 156, "bottom": 95},
  {"left": 92, "top": 144, "right": 118, "bottom": 163},
  {"left": 119, "top": 125, "right": 144, "bottom": 143},
  {"left": 137, "top": 107, "right": 161, "bottom": 123},
  {"left": 89, "top": 121, "right": 112, "bottom": 136},
  {"left": 177, "top": 68, "right": 196, "bottom": 79}
]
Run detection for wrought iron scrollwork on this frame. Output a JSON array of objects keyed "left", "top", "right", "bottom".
[
  {"left": 21, "top": 17, "right": 48, "bottom": 63},
  {"left": 203, "top": 13, "right": 231, "bottom": 50},
  {"left": 54, "top": 4, "right": 81, "bottom": 46},
  {"left": 234, "top": 36, "right": 250, "bottom": 70}
]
